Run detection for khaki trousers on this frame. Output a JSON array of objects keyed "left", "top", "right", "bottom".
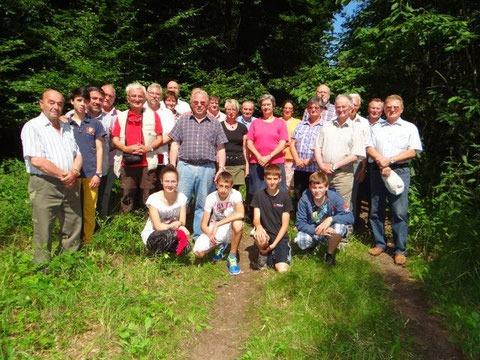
[
  {"left": 328, "top": 169, "right": 354, "bottom": 206},
  {"left": 28, "top": 175, "right": 82, "bottom": 264}
]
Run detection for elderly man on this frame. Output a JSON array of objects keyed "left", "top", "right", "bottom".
[
  {"left": 163, "top": 89, "right": 228, "bottom": 240},
  {"left": 145, "top": 83, "right": 176, "bottom": 177},
  {"left": 349, "top": 93, "right": 371, "bottom": 226},
  {"left": 367, "top": 95, "right": 422, "bottom": 265},
  {"left": 236, "top": 100, "right": 257, "bottom": 129},
  {"left": 160, "top": 80, "right": 191, "bottom": 114},
  {"left": 303, "top": 84, "right": 336, "bottom": 125},
  {"left": 354, "top": 98, "right": 384, "bottom": 227},
  {"left": 112, "top": 83, "right": 163, "bottom": 212},
  {"left": 97, "top": 84, "right": 118, "bottom": 218},
  {"left": 21, "top": 90, "right": 83, "bottom": 265},
  {"left": 313, "top": 94, "right": 365, "bottom": 206}
]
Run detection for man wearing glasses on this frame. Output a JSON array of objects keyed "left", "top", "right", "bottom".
[
  {"left": 163, "top": 89, "right": 228, "bottom": 241},
  {"left": 112, "top": 83, "right": 163, "bottom": 212},
  {"left": 366, "top": 95, "right": 422, "bottom": 265}
]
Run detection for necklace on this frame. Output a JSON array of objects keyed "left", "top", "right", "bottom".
[{"left": 225, "top": 121, "right": 237, "bottom": 130}]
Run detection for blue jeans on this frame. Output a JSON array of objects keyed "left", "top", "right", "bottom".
[
  {"left": 177, "top": 161, "right": 215, "bottom": 240},
  {"left": 248, "top": 163, "right": 287, "bottom": 194},
  {"left": 369, "top": 167, "right": 410, "bottom": 255}
]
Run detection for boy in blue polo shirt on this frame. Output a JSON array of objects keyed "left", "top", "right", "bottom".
[
  {"left": 294, "top": 171, "right": 354, "bottom": 265},
  {"left": 68, "top": 87, "right": 106, "bottom": 244}
]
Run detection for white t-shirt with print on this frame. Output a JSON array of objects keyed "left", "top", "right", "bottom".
[
  {"left": 204, "top": 188, "right": 243, "bottom": 223},
  {"left": 141, "top": 192, "right": 187, "bottom": 244}
]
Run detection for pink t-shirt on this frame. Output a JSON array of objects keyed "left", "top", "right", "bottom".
[{"left": 247, "top": 117, "right": 288, "bottom": 164}]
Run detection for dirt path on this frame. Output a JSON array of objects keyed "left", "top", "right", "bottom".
[
  {"left": 188, "top": 234, "right": 261, "bottom": 360},
  {"left": 367, "top": 251, "right": 464, "bottom": 359}
]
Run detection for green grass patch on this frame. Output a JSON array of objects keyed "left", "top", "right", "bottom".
[
  {"left": 0, "top": 214, "right": 228, "bottom": 359},
  {"left": 240, "top": 241, "right": 415, "bottom": 359}
]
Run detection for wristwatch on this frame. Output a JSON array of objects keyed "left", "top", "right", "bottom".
[
  {"left": 390, "top": 157, "right": 396, "bottom": 165},
  {"left": 95, "top": 172, "right": 103, "bottom": 178},
  {"left": 332, "top": 164, "right": 337, "bottom": 171}
]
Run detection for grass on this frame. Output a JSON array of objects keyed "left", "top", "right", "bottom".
[
  {"left": 0, "top": 214, "right": 228, "bottom": 359},
  {"left": 239, "top": 241, "right": 415, "bottom": 360}
]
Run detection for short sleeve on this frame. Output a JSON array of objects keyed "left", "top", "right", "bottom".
[
  {"left": 246, "top": 120, "right": 256, "bottom": 141},
  {"left": 168, "top": 118, "right": 182, "bottom": 142},
  {"left": 95, "top": 120, "right": 107, "bottom": 140},
  {"left": 232, "top": 189, "right": 243, "bottom": 204},
  {"left": 283, "top": 193, "right": 293, "bottom": 213},
  {"left": 154, "top": 112, "right": 163, "bottom": 135},
  {"left": 278, "top": 119, "right": 289, "bottom": 141},
  {"left": 215, "top": 122, "right": 228, "bottom": 147},
  {"left": 311, "top": 127, "right": 324, "bottom": 150},
  {"left": 352, "top": 127, "right": 366, "bottom": 159},
  {"left": 21, "top": 122, "right": 43, "bottom": 159},
  {"left": 177, "top": 192, "right": 188, "bottom": 206},
  {"left": 145, "top": 193, "right": 158, "bottom": 209},
  {"left": 291, "top": 125, "right": 300, "bottom": 139},
  {"left": 204, "top": 192, "right": 216, "bottom": 213},
  {"left": 250, "top": 191, "right": 260, "bottom": 208},
  {"left": 408, "top": 124, "right": 423, "bottom": 153}
]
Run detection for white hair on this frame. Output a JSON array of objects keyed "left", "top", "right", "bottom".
[{"left": 125, "top": 82, "right": 146, "bottom": 95}]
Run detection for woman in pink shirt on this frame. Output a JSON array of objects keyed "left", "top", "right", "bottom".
[{"left": 246, "top": 94, "right": 289, "bottom": 194}]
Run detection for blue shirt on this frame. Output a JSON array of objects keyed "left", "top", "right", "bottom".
[
  {"left": 291, "top": 118, "right": 323, "bottom": 173},
  {"left": 236, "top": 115, "right": 257, "bottom": 130},
  {"left": 69, "top": 116, "right": 106, "bottom": 178}
]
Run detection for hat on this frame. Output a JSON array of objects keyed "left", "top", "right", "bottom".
[{"left": 382, "top": 171, "right": 404, "bottom": 195}]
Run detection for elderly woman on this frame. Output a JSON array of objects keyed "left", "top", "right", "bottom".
[
  {"left": 281, "top": 100, "right": 300, "bottom": 190},
  {"left": 246, "top": 94, "right": 289, "bottom": 194},
  {"left": 221, "top": 99, "right": 249, "bottom": 190},
  {"left": 290, "top": 96, "right": 324, "bottom": 201}
]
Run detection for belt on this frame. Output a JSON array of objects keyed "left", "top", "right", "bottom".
[
  {"left": 180, "top": 158, "right": 214, "bottom": 166},
  {"left": 372, "top": 162, "right": 410, "bottom": 170}
]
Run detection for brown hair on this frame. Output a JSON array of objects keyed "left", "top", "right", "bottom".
[
  {"left": 264, "top": 164, "right": 281, "bottom": 178},
  {"left": 160, "top": 164, "right": 178, "bottom": 181},
  {"left": 309, "top": 171, "right": 329, "bottom": 186},
  {"left": 216, "top": 171, "right": 234, "bottom": 185},
  {"left": 384, "top": 94, "right": 404, "bottom": 108}
]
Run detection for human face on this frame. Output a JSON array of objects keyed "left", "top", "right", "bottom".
[
  {"left": 241, "top": 103, "right": 254, "bottom": 120},
  {"left": 384, "top": 99, "right": 403, "bottom": 123},
  {"left": 225, "top": 104, "right": 238, "bottom": 122},
  {"left": 165, "top": 95, "right": 177, "bottom": 111},
  {"left": 309, "top": 182, "right": 328, "bottom": 201},
  {"left": 368, "top": 101, "right": 383, "bottom": 123},
  {"left": 70, "top": 96, "right": 89, "bottom": 116},
  {"left": 127, "top": 88, "right": 146, "bottom": 113},
  {"left": 40, "top": 90, "right": 64, "bottom": 122},
  {"left": 208, "top": 98, "right": 220, "bottom": 114},
  {"left": 261, "top": 99, "right": 274, "bottom": 118},
  {"left": 146, "top": 86, "right": 162, "bottom": 111},
  {"left": 161, "top": 171, "right": 178, "bottom": 193},
  {"left": 88, "top": 90, "right": 104, "bottom": 116},
  {"left": 191, "top": 92, "right": 208, "bottom": 118},
  {"left": 167, "top": 81, "right": 179, "bottom": 95},
  {"left": 335, "top": 97, "right": 351, "bottom": 122},
  {"left": 264, "top": 174, "right": 280, "bottom": 191},
  {"left": 101, "top": 85, "right": 116, "bottom": 111},
  {"left": 282, "top": 102, "right": 294, "bottom": 120},
  {"left": 351, "top": 96, "right": 360, "bottom": 118},
  {"left": 216, "top": 180, "right": 232, "bottom": 200},
  {"left": 307, "top": 102, "right": 321, "bottom": 121},
  {"left": 316, "top": 85, "right": 330, "bottom": 104}
]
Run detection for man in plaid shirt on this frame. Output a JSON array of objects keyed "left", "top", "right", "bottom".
[{"left": 164, "top": 89, "right": 228, "bottom": 240}]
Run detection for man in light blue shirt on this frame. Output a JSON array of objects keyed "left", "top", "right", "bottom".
[{"left": 236, "top": 101, "right": 257, "bottom": 129}]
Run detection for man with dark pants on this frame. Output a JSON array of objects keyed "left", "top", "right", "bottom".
[
  {"left": 367, "top": 95, "right": 422, "bottom": 265},
  {"left": 164, "top": 89, "right": 228, "bottom": 240},
  {"left": 21, "top": 89, "right": 83, "bottom": 265},
  {"left": 112, "top": 83, "right": 164, "bottom": 212}
]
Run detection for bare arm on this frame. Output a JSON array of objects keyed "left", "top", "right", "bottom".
[
  {"left": 30, "top": 157, "right": 67, "bottom": 180},
  {"left": 169, "top": 141, "right": 179, "bottom": 166},
  {"left": 314, "top": 148, "right": 333, "bottom": 174},
  {"left": 243, "top": 135, "right": 250, "bottom": 176},
  {"left": 334, "top": 154, "right": 357, "bottom": 169},
  {"left": 149, "top": 205, "right": 173, "bottom": 231},
  {"left": 112, "top": 136, "right": 134, "bottom": 154},
  {"left": 269, "top": 212, "right": 290, "bottom": 250},
  {"left": 367, "top": 147, "right": 416, "bottom": 169},
  {"left": 214, "top": 145, "right": 226, "bottom": 181}
]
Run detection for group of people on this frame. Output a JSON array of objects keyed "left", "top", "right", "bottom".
[{"left": 21, "top": 81, "right": 422, "bottom": 274}]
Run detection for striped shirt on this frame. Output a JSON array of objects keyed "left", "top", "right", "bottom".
[
  {"left": 21, "top": 112, "right": 80, "bottom": 175},
  {"left": 302, "top": 102, "right": 336, "bottom": 125},
  {"left": 291, "top": 119, "right": 323, "bottom": 173},
  {"left": 169, "top": 113, "right": 228, "bottom": 163}
]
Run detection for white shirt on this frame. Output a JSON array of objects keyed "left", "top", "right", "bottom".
[
  {"left": 141, "top": 192, "right": 188, "bottom": 244},
  {"left": 204, "top": 189, "right": 243, "bottom": 222},
  {"left": 21, "top": 112, "right": 80, "bottom": 175},
  {"left": 157, "top": 109, "right": 175, "bottom": 164},
  {"left": 160, "top": 99, "right": 191, "bottom": 115},
  {"left": 367, "top": 117, "right": 423, "bottom": 158}
]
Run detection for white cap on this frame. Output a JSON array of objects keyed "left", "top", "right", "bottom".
[{"left": 382, "top": 170, "right": 405, "bottom": 195}]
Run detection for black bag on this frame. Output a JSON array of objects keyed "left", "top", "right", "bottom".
[
  {"left": 122, "top": 154, "right": 143, "bottom": 165},
  {"left": 146, "top": 229, "right": 191, "bottom": 256}
]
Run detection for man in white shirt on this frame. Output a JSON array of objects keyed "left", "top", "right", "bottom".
[
  {"left": 366, "top": 95, "right": 422, "bottom": 265},
  {"left": 160, "top": 80, "right": 191, "bottom": 115}
]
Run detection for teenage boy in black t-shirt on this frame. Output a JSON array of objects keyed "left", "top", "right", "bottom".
[{"left": 251, "top": 164, "right": 293, "bottom": 273}]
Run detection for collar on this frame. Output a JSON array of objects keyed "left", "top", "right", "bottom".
[
  {"left": 382, "top": 117, "right": 404, "bottom": 126},
  {"left": 333, "top": 118, "right": 351, "bottom": 127},
  {"left": 190, "top": 113, "right": 213, "bottom": 123},
  {"left": 302, "top": 117, "right": 322, "bottom": 126},
  {"left": 127, "top": 109, "right": 143, "bottom": 122},
  {"left": 68, "top": 114, "right": 91, "bottom": 126}
]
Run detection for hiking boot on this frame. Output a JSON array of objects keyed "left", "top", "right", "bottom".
[
  {"left": 257, "top": 254, "right": 267, "bottom": 270},
  {"left": 368, "top": 247, "right": 384, "bottom": 256},
  {"left": 212, "top": 242, "right": 228, "bottom": 261},
  {"left": 227, "top": 254, "right": 241, "bottom": 275},
  {"left": 394, "top": 254, "right": 406, "bottom": 265},
  {"left": 324, "top": 252, "right": 337, "bottom": 266}
]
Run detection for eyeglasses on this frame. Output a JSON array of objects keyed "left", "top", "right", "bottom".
[
  {"left": 308, "top": 106, "right": 321, "bottom": 110},
  {"left": 385, "top": 106, "right": 401, "bottom": 110},
  {"left": 128, "top": 94, "right": 145, "bottom": 99}
]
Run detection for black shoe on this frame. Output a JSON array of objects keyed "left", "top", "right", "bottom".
[{"left": 324, "top": 252, "right": 337, "bottom": 266}]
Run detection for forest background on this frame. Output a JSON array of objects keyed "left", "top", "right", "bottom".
[{"left": 0, "top": 0, "right": 479, "bottom": 357}]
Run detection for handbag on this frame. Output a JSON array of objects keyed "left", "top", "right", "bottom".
[{"left": 122, "top": 112, "right": 145, "bottom": 165}]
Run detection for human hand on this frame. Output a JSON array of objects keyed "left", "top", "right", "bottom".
[
  {"left": 356, "top": 169, "right": 366, "bottom": 183},
  {"left": 315, "top": 217, "right": 333, "bottom": 236},
  {"left": 295, "top": 159, "right": 304, "bottom": 168},
  {"left": 381, "top": 167, "right": 391, "bottom": 177},
  {"left": 377, "top": 156, "right": 390, "bottom": 169},
  {"left": 61, "top": 170, "right": 78, "bottom": 189},
  {"left": 89, "top": 175, "right": 101, "bottom": 189},
  {"left": 320, "top": 163, "right": 333, "bottom": 175},
  {"left": 258, "top": 155, "right": 270, "bottom": 167}
]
